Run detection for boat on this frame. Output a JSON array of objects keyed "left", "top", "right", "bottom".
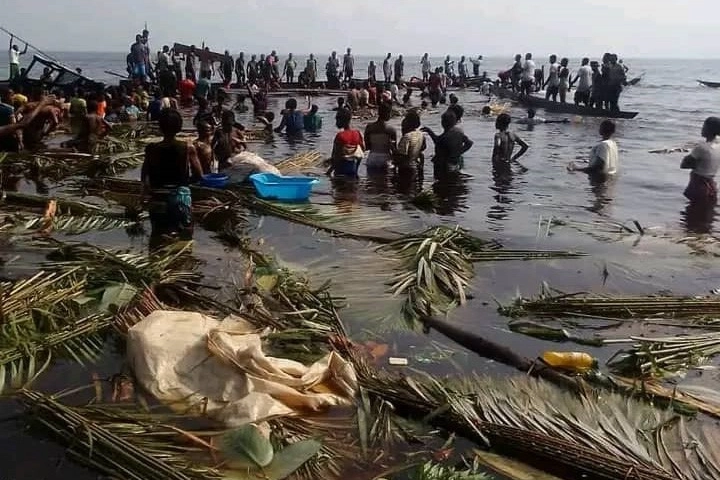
[
  {"left": 627, "top": 74, "right": 643, "bottom": 86},
  {"left": 172, "top": 42, "right": 225, "bottom": 63},
  {"left": 0, "top": 54, "right": 104, "bottom": 93},
  {"left": 490, "top": 86, "right": 639, "bottom": 119},
  {"left": 698, "top": 79, "right": 720, "bottom": 88}
]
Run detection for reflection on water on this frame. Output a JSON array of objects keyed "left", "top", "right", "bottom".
[
  {"left": 682, "top": 201, "right": 717, "bottom": 234},
  {"left": 432, "top": 172, "right": 470, "bottom": 216},
  {"left": 487, "top": 160, "right": 520, "bottom": 231},
  {"left": 586, "top": 175, "right": 616, "bottom": 215}
]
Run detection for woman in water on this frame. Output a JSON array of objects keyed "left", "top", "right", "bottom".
[
  {"left": 681, "top": 116, "right": 720, "bottom": 206},
  {"left": 423, "top": 110, "right": 474, "bottom": 177},
  {"left": 328, "top": 107, "right": 365, "bottom": 177},
  {"left": 364, "top": 102, "right": 397, "bottom": 172},
  {"left": 394, "top": 110, "right": 426, "bottom": 172},
  {"left": 141, "top": 108, "right": 203, "bottom": 246}
]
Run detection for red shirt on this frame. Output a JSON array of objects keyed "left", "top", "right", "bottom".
[
  {"left": 368, "top": 86, "right": 377, "bottom": 105},
  {"left": 335, "top": 128, "right": 363, "bottom": 149},
  {"left": 179, "top": 79, "right": 196, "bottom": 101}
]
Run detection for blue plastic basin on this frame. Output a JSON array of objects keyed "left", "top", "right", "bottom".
[
  {"left": 249, "top": 173, "right": 319, "bottom": 202},
  {"left": 200, "top": 173, "right": 229, "bottom": 189}
]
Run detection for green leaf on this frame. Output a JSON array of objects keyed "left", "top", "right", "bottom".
[
  {"left": 261, "top": 439, "right": 322, "bottom": 480},
  {"left": 220, "top": 424, "right": 275, "bottom": 469},
  {"left": 98, "top": 283, "right": 138, "bottom": 313}
]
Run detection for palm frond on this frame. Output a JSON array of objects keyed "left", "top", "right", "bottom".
[
  {"left": 499, "top": 289, "right": 720, "bottom": 320},
  {"left": 274, "top": 150, "right": 324, "bottom": 174},
  {"left": 19, "top": 390, "right": 223, "bottom": 480},
  {"left": 2, "top": 213, "right": 142, "bottom": 236}
]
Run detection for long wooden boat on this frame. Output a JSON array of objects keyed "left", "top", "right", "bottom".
[
  {"left": 0, "top": 54, "right": 104, "bottom": 92},
  {"left": 491, "top": 86, "right": 639, "bottom": 119},
  {"left": 172, "top": 43, "right": 225, "bottom": 63},
  {"left": 698, "top": 79, "right": 720, "bottom": 88}
]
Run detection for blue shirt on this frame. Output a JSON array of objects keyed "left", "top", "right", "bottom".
[
  {"left": 196, "top": 78, "right": 211, "bottom": 99},
  {"left": 0, "top": 103, "right": 14, "bottom": 126},
  {"left": 283, "top": 110, "right": 304, "bottom": 135}
]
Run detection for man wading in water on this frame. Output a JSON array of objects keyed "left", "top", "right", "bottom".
[{"left": 142, "top": 109, "right": 203, "bottom": 249}]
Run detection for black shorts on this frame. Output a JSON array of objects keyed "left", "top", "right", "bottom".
[
  {"left": 521, "top": 79, "right": 533, "bottom": 92},
  {"left": 344, "top": 68, "right": 353, "bottom": 78},
  {"left": 546, "top": 85, "right": 559, "bottom": 96},
  {"left": 574, "top": 90, "right": 590, "bottom": 105}
]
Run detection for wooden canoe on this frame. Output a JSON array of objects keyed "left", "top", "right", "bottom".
[
  {"left": 172, "top": 42, "right": 225, "bottom": 63},
  {"left": 491, "top": 86, "right": 639, "bottom": 119},
  {"left": 698, "top": 79, "right": 720, "bottom": 88}
]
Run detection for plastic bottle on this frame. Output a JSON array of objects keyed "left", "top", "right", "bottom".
[{"left": 541, "top": 351, "right": 596, "bottom": 373}]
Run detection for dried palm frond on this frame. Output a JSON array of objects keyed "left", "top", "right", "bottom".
[
  {"left": 347, "top": 349, "right": 714, "bottom": 480},
  {"left": 499, "top": 289, "right": 720, "bottom": 320},
  {"left": 19, "top": 390, "right": 223, "bottom": 480},
  {"left": 2, "top": 191, "right": 107, "bottom": 216},
  {"left": 606, "top": 332, "right": 720, "bottom": 378},
  {"left": 2, "top": 213, "right": 142, "bottom": 236},
  {"left": 274, "top": 150, "right": 324, "bottom": 174}
]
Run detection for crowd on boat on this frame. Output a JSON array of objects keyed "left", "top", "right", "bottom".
[{"left": 498, "top": 53, "right": 630, "bottom": 111}]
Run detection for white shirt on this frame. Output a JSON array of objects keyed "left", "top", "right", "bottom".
[
  {"left": 522, "top": 59, "right": 535, "bottom": 81},
  {"left": 576, "top": 65, "right": 592, "bottom": 92},
  {"left": 547, "top": 62, "right": 560, "bottom": 87},
  {"left": 421, "top": 58, "right": 431, "bottom": 73},
  {"left": 9, "top": 49, "right": 19, "bottom": 65},
  {"left": 589, "top": 139, "right": 619, "bottom": 175},
  {"left": 690, "top": 139, "right": 720, "bottom": 178}
]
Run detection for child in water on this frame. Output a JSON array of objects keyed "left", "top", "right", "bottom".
[{"left": 492, "top": 113, "right": 529, "bottom": 167}]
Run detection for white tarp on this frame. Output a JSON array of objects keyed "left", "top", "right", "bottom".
[{"left": 127, "top": 310, "right": 357, "bottom": 426}]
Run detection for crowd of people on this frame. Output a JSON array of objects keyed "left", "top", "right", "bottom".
[
  {"left": 1, "top": 30, "right": 717, "bottom": 245},
  {"left": 500, "top": 53, "right": 629, "bottom": 111}
]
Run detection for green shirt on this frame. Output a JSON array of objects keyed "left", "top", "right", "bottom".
[{"left": 303, "top": 113, "right": 322, "bottom": 132}]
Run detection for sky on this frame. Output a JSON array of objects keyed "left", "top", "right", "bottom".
[{"left": 2, "top": 0, "right": 717, "bottom": 58}]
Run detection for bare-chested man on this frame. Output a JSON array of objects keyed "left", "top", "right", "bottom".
[
  {"left": 194, "top": 121, "right": 214, "bottom": 173},
  {"left": 64, "top": 98, "right": 111, "bottom": 153},
  {"left": 17, "top": 93, "right": 63, "bottom": 149}
]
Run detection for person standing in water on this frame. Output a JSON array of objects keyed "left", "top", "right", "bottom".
[
  {"left": 471, "top": 55, "right": 483, "bottom": 77},
  {"left": 423, "top": 110, "right": 474, "bottom": 177},
  {"left": 383, "top": 53, "right": 392, "bottom": 83},
  {"left": 520, "top": 53, "right": 535, "bottom": 96},
  {"left": 305, "top": 54, "right": 318, "bottom": 83},
  {"left": 491, "top": 113, "right": 529, "bottom": 167},
  {"left": 364, "top": 102, "right": 397, "bottom": 172},
  {"left": 329, "top": 107, "right": 365, "bottom": 177},
  {"left": 283, "top": 53, "right": 297, "bottom": 83},
  {"left": 558, "top": 58, "right": 571, "bottom": 103},
  {"left": 444, "top": 55, "right": 455, "bottom": 79},
  {"left": 421, "top": 53, "right": 432, "bottom": 82},
  {"left": 394, "top": 55, "right": 404, "bottom": 84},
  {"left": 567, "top": 120, "right": 618, "bottom": 179},
  {"left": 681, "top": 117, "right": 720, "bottom": 206},
  {"left": 141, "top": 108, "right": 203, "bottom": 247},
  {"left": 571, "top": 58, "right": 592, "bottom": 107},
  {"left": 367, "top": 61, "right": 377, "bottom": 82},
  {"left": 458, "top": 56, "right": 468, "bottom": 84},
  {"left": 185, "top": 45, "right": 197, "bottom": 82},
  {"left": 343, "top": 48, "right": 354, "bottom": 82},
  {"left": 543, "top": 55, "right": 560, "bottom": 102},
  {"left": 235, "top": 52, "right": 246, "bottom": 85},
  {"left": 221, "top": 51, "right": 234, "bottom": 87},
  {"left": 8, "top": 35, "right": 28, "bottom": 81}
]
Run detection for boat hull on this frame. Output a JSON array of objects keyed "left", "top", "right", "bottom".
[
  {"left": 698, "top": 79, "right": 720, "bottom": 88},
  {"left": 491, "top": 87, "right": 639, "bottom": 119}
]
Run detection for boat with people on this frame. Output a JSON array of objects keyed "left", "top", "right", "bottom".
[
  {"left": 490, "top": 85, "right": 639, "bottom": 119},
  {"left": 0, "top": 54, "right": 104, "bottom": 93}
]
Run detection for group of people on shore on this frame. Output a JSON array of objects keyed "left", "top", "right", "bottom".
[{"left": 502, "top": 53, "right": 629, "bottom": 111}]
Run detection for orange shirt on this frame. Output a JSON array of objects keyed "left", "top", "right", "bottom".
[{"left": 97, "top": 100, "right": 107, "bottom": 118}]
